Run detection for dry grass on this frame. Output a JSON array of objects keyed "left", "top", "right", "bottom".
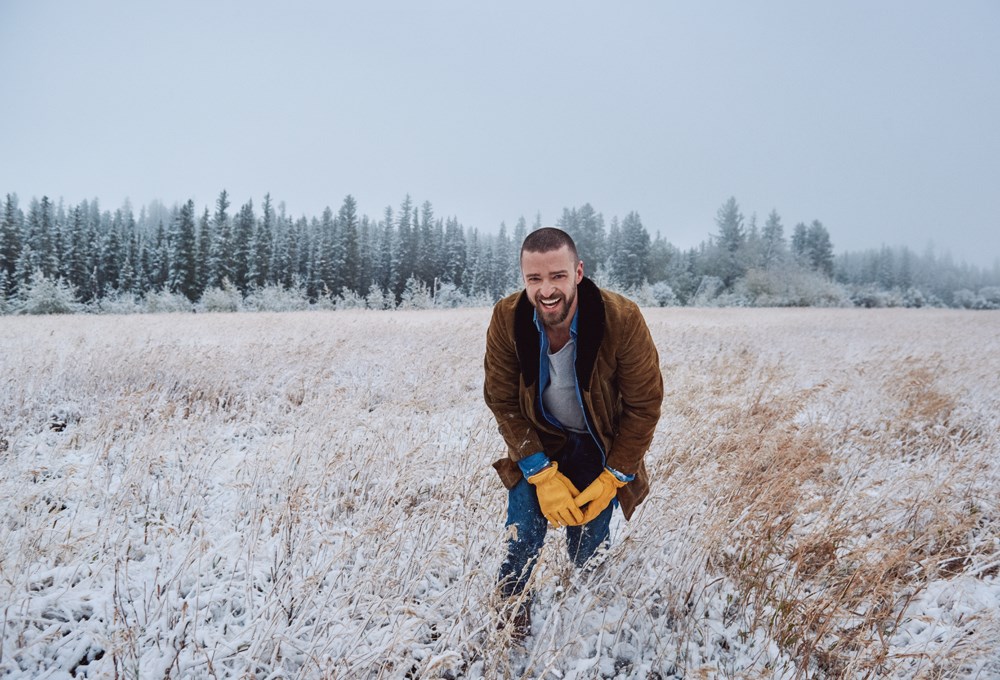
[
  {"left": 1, "top": 308, "right": 998, "bottom": 678},
  {"left": 644, "top": 309, "right": 1000, "bottom": 678}
]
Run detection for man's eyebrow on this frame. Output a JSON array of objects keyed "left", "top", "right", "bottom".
[{"left": 524, "top": 269, "right": 568, "bottom": 277}]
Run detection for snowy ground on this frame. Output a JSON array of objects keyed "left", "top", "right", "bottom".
[{"left": 1, "top": 307, "right": 998, "bottom": 679}]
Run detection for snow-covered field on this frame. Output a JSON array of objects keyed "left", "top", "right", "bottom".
[{"left": 1, "top": 307, "right": 998, "bottom": 679}]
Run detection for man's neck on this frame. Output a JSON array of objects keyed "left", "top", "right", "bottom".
[{"left": 546, "top": 325, "right": 571, "bottom": 353}]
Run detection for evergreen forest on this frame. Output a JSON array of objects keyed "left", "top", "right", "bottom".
[{"left": 2, "top": 191, "right": 998, "bottom": 314}]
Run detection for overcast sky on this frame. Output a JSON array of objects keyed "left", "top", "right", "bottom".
[{"left": 2, "top": 1, "right": 998, "bottom": 266}]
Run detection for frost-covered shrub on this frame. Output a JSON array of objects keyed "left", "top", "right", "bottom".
[
  {"left": 623, "top": 283, "right": 658, "bottom": 307},
  {"left": 690, "top": 276, "right": 724, "bottom": 307},
  {"left": 365, "top": 285, "right": 393, "bottom": 310},
  {"left": 706, "top": 278, "right": 753, "bottom": 307},
  {"left": 589, "top": 268, "right": 613, "bottom": 291},
  {"left": 143, "top": 288, "right": 194, "bottom": 313},
  {"left": 599, "top": 274, "right": 676, "bottom": 308},
  {"left": 798, "top": 275, "right": 849, "bottom": 307},
  {"left": 459, "top": 289, "right": 495, "bottom": 307},
  {"left": 978, "top": 286, "right": 1000, "bottom": 309},
  {"left": 902, "top": 287, "right": 928, "bottom": 308},
  {"left": 713, "top": 288, "right": 753, "bottom": 307},
  {"left": 314, "top": 293, "right": 337, "bottom": 310},
  {"left": 745, "top": 268, "right": 851, "bottom": 307},
  {"left": 399, "top": 277, "right": 432, "bottom": 310},
  {"left": 744, "top": 269, "right": 781, "bottom": 303},
  {"left": 651, "top": 281, "right": 679, "bottom": 307},
  {"left": 592, "top": 275, "right": 628, "bottom": 298},
  {"left": 243, "top": 284, "right": 310, "bottom": 312},
  {"left": 433, "top": 281, "right": 468, "bottom": 308},
  {"left": 335, "top": 288, "right": 367, "bottom": 310},
  {"left": 87, "top": 290, "right": 142, "bottom": 315},
  {"left": 851, "top": 285, "right": 898, "bottom": 308},
  {"left": 15, "top": 273, "right": 81, "bottom": 314},
  {"left": 952, "top": 289, "right": 977, "bottom": 309},
  {"left": 199, "top": 279, "right": 243, "bottom": 313},
  {"left": 952, "top": 287, "right": 1000, "bottom": 310}
]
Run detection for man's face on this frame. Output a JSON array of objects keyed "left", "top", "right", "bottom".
[{"left": 520, "top": 245, "right": 584, "bottom": 329}]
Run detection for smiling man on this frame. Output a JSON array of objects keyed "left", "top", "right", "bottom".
[{"left": 483, "top": 227, "right": 663, "bottom": 641}]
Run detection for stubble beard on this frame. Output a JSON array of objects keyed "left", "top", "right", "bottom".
[{"left": 535, "top": 287, "right": 576, "bottom": 328}]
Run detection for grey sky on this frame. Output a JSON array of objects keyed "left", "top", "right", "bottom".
[{"left": 2, "top": 0, "right": 998, "bottom": 266}]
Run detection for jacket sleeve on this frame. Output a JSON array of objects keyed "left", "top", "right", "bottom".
[
  {"left": 483, "top": 300, "right": 545, "bottom": 463},
  {"left": 604, "top": 305, "right": 663, "bottom": 476}
]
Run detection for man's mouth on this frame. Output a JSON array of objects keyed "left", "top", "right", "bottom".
[{"left": 538, "top": 296, "right": 562, "bottom": 311}]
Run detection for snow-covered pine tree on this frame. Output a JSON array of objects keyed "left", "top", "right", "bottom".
[
  {"left": 251, "top": 193, "right": 274, "bottom": 289},
  {"left": 576, "top": 203, "right": 606, "bottom": 268},
  {"left": 207, "top": 190, "right": 232, "bottom": 289},
  {"left": 416, "top": 200, "right": 436, "bottom": 290},
  {"left": 100, "top": 210, "right": 126, "bottom": 294},
  {"left": 494, "top": 222, "right": 515, "bottom": 297},
  {"left": 375, "top": 206, "right": 394, "bottom": 296},
  {"left": 442, "top": 216, "right": 466, "bottom": 289},
  {"left": 393, "top": 195, "right": 416, "bottom": 302},
  {"left": 791, "top": 222, "right": 809, "bottom": 267},
  {"left": 356, "top": 214, "right": 374, "bottom": 296},
  {"left": 335, "top": 195, "right": 360, "bottom": 295},
  {"left": 0, "top": 194, "right": 21, "bottom": 294},
  {"left": 169, "top": 199, "right": 198, "bottom": 301},
  {"left": 760, "top": 210, "right": 786, "bottom": 270},
  {"left": 609, "top": 212, "right": 649, "bottom": 290},
  {"left": 806, "top": 220, "right": 834, "bottom": 278},
  {"left": 149, "top": 220, "right": 170, "bottom": 291},
  {"left": 196, "top": 207, "right": 211, "bottom": 297},
  {"left": 714, "top": 197, "right": 746, "bottom": 288},
  {"left": 513, "top": 216, "right": 527, "bottom": 256},
  {"left": 310, "top": 206, "right": 335, "bottom": 299},
  {"left": 231, "top": 199, "right": 256, "bottom": 292}
]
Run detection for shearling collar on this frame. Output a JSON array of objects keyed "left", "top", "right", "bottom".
[{"left": 513, "top": 277, "right": 606, "bottom": 391}]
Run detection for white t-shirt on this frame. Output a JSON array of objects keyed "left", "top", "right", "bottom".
[{"left": 542, "top": 338, "right": 588, "bottom": 433}]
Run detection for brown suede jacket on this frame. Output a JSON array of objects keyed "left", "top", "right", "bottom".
[{"left": 483, "top": 277, "right": 663, "bottom": 519}]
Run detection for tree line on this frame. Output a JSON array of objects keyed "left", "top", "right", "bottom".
[{"left": 1, "top": 191, "right": 998, "bottom": 314}]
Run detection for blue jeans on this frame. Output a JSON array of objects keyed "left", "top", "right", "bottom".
[{"left": 497, "top": 432, "right": 613, "bottom": 597}]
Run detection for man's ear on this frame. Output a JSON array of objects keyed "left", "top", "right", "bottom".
[{"left": 575, "top": 260, "right": 584, "bottom": 283}]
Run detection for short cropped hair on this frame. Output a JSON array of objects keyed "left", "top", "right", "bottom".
[{"left": 520, "top": 227, "right": 579, "bottom": 262}]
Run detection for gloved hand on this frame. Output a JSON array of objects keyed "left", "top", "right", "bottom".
[
  {"left": 575, "top": 469, "right": 626, "bottom": 523},
  {"left": 527, "top": 463, "right": 583, "bottom": 527}
]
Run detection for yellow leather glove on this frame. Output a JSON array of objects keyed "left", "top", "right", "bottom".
[
  {"left": 527, "top": 463, "right": 583, "bottom": 527},
  {"left": 574, "top": 469, "right": 626, "bottom": 523}
]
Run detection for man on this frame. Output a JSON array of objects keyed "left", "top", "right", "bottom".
[{"left": 483, "top": 227, "right": 663, "bottom": 638}]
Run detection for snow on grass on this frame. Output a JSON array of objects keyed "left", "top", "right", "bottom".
[{"left": 1, "top": 308, "right": 998, "bottom": 678}]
